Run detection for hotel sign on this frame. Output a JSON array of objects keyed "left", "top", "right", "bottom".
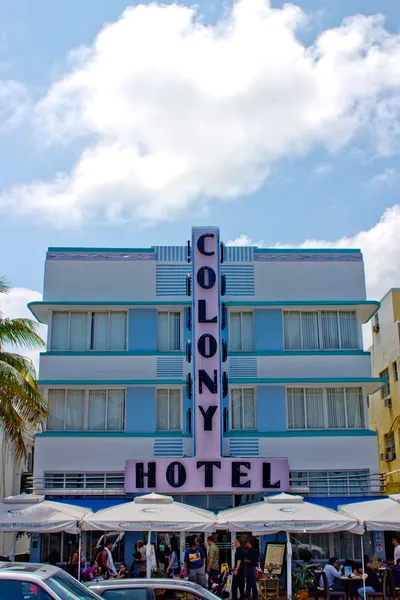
[{"left": 125, "top": 226, "right": 289, "bottom": 494}]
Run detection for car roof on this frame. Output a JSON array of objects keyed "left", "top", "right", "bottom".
[
  {"left": 89, "top": 578, "right": 208, "bottom": 591},
  {"left": 0, "top": 562, "right": 59, "bottom": 580}
]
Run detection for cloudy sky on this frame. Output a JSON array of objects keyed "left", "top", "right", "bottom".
[{"left": 1, "top": 0, "right": 400, "bottom": 363}]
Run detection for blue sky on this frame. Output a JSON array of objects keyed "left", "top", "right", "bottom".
[{"left": 0, "top": 0, "right": 400, "bottom": 302}]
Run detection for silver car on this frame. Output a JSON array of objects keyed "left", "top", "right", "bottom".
[
  {"left": 88, "top": 578, "right": 221, "bottom": 600},
  {"left": 0, "top": 562, "right": 102, "bottom": 599}
]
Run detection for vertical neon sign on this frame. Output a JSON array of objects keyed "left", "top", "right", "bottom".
[{"left": 192, "top": 227, "right": 222, "bottom": 459}]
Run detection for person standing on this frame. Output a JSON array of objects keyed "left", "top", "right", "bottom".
[
  {"left": 244, "top": 539, "right": 259, "bottom": 600},
  {"left": 393, "top": 538, "right": 400, "bottom": 564},
  {"left": 165, "top": 539, "right": 180, "bottom": 578},
  {"left": 104, "top": 542, "right": 117, "bottom": 578},
  {"left": 207, "top": 536, "right": 220, "bottom": 589},
  {"left": 184, "top": 537, "right": 206, "bottom": 587},
  {"left": 137, "top": 541, "right": 147, "bottom": 577},
  {"left": 232, "top": 538, "right": 245, "bottom": 600}
]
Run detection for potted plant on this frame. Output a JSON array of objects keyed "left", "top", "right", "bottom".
[{"left": 292, "top": 564, "right": 316, "bottom": 599}]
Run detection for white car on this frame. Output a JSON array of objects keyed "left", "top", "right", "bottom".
[
  {"left": 0, "top": 562, "right": 101, "bottom": 600},
  {"left": 88, "top": 578, "right": 221, "bottom": 600}
]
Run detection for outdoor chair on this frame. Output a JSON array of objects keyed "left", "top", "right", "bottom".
[
  {"left": 321, "top": 572, "right": 345, "bottom": 600},
  {"left": 359, "top": 571, "right": 387, "bottom": 600}
]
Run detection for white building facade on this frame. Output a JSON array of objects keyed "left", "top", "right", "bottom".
[{"left": 29, "top": 226, "right": 383, "bottom": 565}]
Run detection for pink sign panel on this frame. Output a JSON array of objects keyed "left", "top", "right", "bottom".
[
  {"left": 124, "top": 457, "right": 289, "bottom": 494},
  {"left": 192, "top": 227, "right": 221, "bottom": 459}
]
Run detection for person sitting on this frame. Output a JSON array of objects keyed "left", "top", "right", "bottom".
[
  {"left": 357, "top": 556, "right": 382, "bottom": 597},
  {"left": 83, "top": 560, "right": 98, "bottom": 582},
  {"left": 320, "top": 557, "right": 344, "bottom": 591},
  {"left": 393, "top": 558, "right": 400, "bottom": 587},
  {"left": 117, "top": 563, "right": 130, "bottom": 579}
]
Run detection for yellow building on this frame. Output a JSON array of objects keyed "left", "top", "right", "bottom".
[{"left": 369, "top": 289, "right": 400, "bottom": 493}]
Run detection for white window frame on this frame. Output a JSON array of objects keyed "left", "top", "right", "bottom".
[
  {"left": 156, "top": 387, "right": 182, "bottom": 431},
  {"left": 50, "top": 310, "right": 128, "bottom": 351},
  {"left": 283, "top": 310, "right": 360, "bottom": 351},
  {"left": 229, "top": 387, "right": 257, "bottom": 431},
  {"left": 286, "top": 386, "right": 365, "bottom": 430},
  {"left": 157, "top": 311, "right": 183, "bottom": 352},
  {"left": 380, "top": 368, "right": 391, "bottom": 399},
  {"left": 47, "top": 388, "right": 126, "bottom": 432},
  {"left": 228, "top": 310, "right": 254, "bottom": 352}
]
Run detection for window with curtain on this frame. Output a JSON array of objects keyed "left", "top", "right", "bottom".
[
  {"left": 288, "top": 387, "right": 364, "bottom": 430},
  {"left": 230, "top": 388, "right": 256, "bottom": 430},
  {"left": 283, "top": 310, "right": 359, "bottom": 350},
  {"left": 157, "top": 312, "right": 181, "bottom": 351},
  {"left": 229, "top": 312, "right": 254, "bottom": 352},
  {"left": 156, "top": 389, "right": 181, "bottom": 431},
  {"left": 287, "top": 388, "right": 324, "bottom": 429},
  {"left": 47, "top": 388, "right": 125, "bottom": 431},
  {"left": 51, "top": 311, "right": 126, "bottom": 351},
  {"left": 91, "top": 311, "right": 127, "bottom": 351}
]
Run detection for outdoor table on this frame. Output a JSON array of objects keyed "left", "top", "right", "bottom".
[
  {"left": 340, "top": 576, "right": 363, "bottom": 600},
  {"left": 258, "top": 576, "right": 280, "bottom": 600}
]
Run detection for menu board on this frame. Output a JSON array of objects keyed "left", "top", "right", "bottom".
[{"left": 263, "top": 543, "right": 286, "bottom": 575}]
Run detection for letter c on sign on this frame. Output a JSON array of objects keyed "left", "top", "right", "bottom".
[{"left": 197, "top": 233, "right": 215, "bottom": 256}]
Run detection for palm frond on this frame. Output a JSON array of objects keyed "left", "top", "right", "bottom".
[
  {"left": 0, "top": 357, "right": 48, "bottom": 423},
  {"left": 0, "top": 277, "right": 10, "bottom": 295},
  {"left": 0, "top": 390, "right": 30, "bottom": 460},
  {"left": 0, "top": 318, "right": 46, "bottom": 349}
]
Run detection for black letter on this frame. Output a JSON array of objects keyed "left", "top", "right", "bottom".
[
  {"left": 199, "top": 405, "right": 218, "bottom": 431},
  {"left": 197, "top": 461, "right": 221, "bottom": 488},
  {"left": 136, "top": 462, "right": 156, "bottom": 488},
  {"left": 198, "top": 334, "right": 217, "bottom": 358},
  {"left": 262, "top": 463, "right": 281, "bottom": 489},
  {"left": 198, "top": 369, "right": 218, "bottom": 394},
  {"left": 197, "top": 266, "right": 216, "bottom": 290},
  {"left": 232, "top": 462, "right": 251, "bottom": 488},
  {"left": 166, "top": 462, "right": 187, "bottom": 488},
  {"left": 197, "top": 233, "right": 215, "bottom": 256},
  {"left": 198, "top": 299, "right": 217, "bottom": 323}
]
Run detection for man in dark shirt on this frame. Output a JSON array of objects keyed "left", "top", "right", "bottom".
[
  {"left": 244, "top": 539, "right": 259, "bottom": 600},
  {"left": 232, "top": 538, "right": 245, "bottom": 600}
]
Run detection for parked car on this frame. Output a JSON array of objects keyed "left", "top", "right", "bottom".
[
  {"left": 88, "top": 578, "right": 220, "bottom": 600},
  {"left": 0, "top": 562, "right": 101, "bottom": 599}
]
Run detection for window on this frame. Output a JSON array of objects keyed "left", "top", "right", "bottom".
[
  {"left": 0, "top": 581, "right": 53, "bottom": 600},
  {"left": 287, "top": 387, "right": 364, "bottom": 430},
  {"left": 384, "top": 432, "right": 396, "bottom": 460},
  {"left": 156, "top": 389, "right": 181, "bottom": 431},
  {"left": 157, "top": 312, "right": 181, "bottom": 351},
  {"left": 380, "top": 368, "right": 390, "bottom": 399},
  {"left": 102, "top": 591, "right": 146, "bottom": 600},
  {"left": 229, "top": 312, "right": 254, "bottom": 352},
  {"left": 393, "top": 361, "right": 399, "bottom": 383},
  {"left": 283, "top": 310, "right": 359, "bottom": 350},
  {"left": 230, "top": 388, "right": 256, "bottom": 430},
  {"left": 50, "top": 311, "right": 127, "bottom": 351},
  {"left": 47, "top": 389, "right": 125, "bottom": 431},
  {"left": 290, "top": 470, "right": 370, "bottom": 497},
  {"left": 287, "top": 388, "right": 324, "bottom": 430},
  {"left": 290, "top": 531, "right": 372, "bottom": 560}
]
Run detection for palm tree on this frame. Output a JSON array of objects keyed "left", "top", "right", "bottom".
[{"left": 0, "top": 276, "right": 48, "bottom": 459}]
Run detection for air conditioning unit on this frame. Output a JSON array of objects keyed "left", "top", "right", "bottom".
[
  {"left": 373, "top": 324, "right": 380, "bottom": 333},
  {"left": 385, "top": 397, "right": 392, "bottom": 408},
  {"left": 386, "top": 452, "right": 396, "bottom": 462},
  {"left": 381, "top": 453, "right": 386, "bottom": 461}
]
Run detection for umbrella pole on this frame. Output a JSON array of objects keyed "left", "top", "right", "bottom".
[
  {"left": 286, "top": 531, "right": 292, "bottom": 600},
  {"left": 361, "top": 536, "right": 366, "bottom": 600},
  {"left": 146, "top": 531, "right": 152, "bottom": 578},
  {"left": 78, "top": 530, "right": 82, "bottom": 582}
]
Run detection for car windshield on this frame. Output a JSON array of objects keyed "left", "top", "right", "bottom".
[{"left": 45, "top": 572, "right": 101, "bottom": 600}]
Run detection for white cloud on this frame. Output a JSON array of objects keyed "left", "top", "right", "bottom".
[
  {"left": 1, "top": 1, "right": 400, "bottom": 225},
  {"left": 315, "top": 162, "right": 334, "bottom": 176},
  {"left": 369, "top": 167, "right": 397, "bottom": 189},
  {"left": 0, "top": 287, "right": 46, "bottom": 371},
  {"left": 0, "top": 79, "right": 29, "bottom": 129}
]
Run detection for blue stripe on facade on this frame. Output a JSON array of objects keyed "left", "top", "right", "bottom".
[
  {"left": 155, "top": 246, "right": 188, "bottom": 262},
  {"left": 154, "top": 439, "right": 183, "bottom": 457},
  {"left": 224, "top": 246, "right": 254, "bottom": 262},
  {"left": 229, "top": 357, "right": 257, "bottom": 378},
  {"left": 221, "top": 265, "right": 254, "bottom": 295},
  {"left": 156, "top": 357, "right": 184, "bottom": 378},
  {"left": 156, "top": 264, "right": 190, "bottom": 296}
]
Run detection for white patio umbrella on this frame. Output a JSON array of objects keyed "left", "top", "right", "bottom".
[
  {"left": 339, "top": 495, "right": 400, "bottom": 531},
  {"left": 0, "top": 495, "right": 92, "bottom": 581},
  {"left": 82, "top": 492, "right": 218, "bottom": 577},
  {"left": 219, "top": 493, "right": 364, "bottom": 600}
]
